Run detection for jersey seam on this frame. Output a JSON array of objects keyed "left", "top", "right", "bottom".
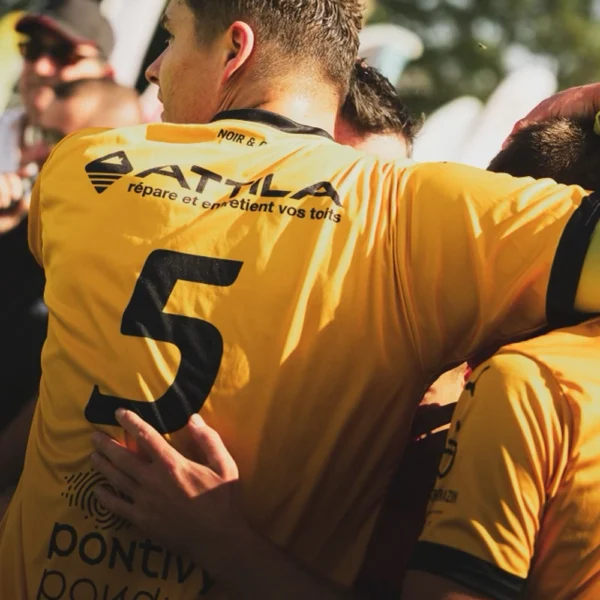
[{"left": 390, "top": 166, "right": 428, "bottom": 382}]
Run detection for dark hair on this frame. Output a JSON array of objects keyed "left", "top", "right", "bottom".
[
  {"left": 488, "top": 116, "right": 600, "bottom": 189},
  {"left": 341, "top": 60, "right": 422, "bottom": 151},
  {"left": 184, "top": 0, "right": 363, "bottom": 94}
]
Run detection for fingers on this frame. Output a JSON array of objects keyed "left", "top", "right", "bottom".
[
  {"left": 90, "top": 451, "right": 139, "bottom": 499},
  {"left": 508, "top": 83, "right": 600, "bottom": 145},
  {"left": 92, "top": 431, "right": 146, "bottom": 483},
  {"left": 0, "top": 173, "right": 24, "bottom": 210},
  {"left": 115, "top": 409, "right": 176, "bottom": 463},
  {"left": 501, "top": 127, "right": 520, "bottom": 150},
  {"left": 188, "top": 414, "right": 239, "bottom": 480},
  {"left": 93, "top": 484, "right": 136, "bottom": 523}
]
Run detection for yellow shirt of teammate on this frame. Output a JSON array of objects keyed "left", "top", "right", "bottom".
[
  {"left": 413, "top": 317, "right": 600, "bottom": 599},
  {"left": 1, "top": 111, "right": 599, "bottom": 597}
]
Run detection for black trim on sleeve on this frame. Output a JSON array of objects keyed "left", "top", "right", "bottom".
[
  {"left": 409, "top": 541, "right": 525, "bottom": 600},
  {"left": 211, "top": 108, "right": 334, "bottom": 141},
  {"left": 547, "top": 192, "right": 600, "bottom": 327}
]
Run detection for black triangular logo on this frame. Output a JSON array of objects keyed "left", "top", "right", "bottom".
[
  {"left": 86, "top": 151, "right": 133, "bottom": 175},
  {"left": 85, "top": 151, "right": 134, "bottom": 194}
]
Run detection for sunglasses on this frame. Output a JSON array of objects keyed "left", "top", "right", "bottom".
[{"left": 18, "top": 39, "right": 85, "bottom": 67}]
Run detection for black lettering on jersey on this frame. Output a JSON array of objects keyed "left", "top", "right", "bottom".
[
  {"left": 437, "top": 422, "right": 459, "bottom": 479},
  {"left": 291, "top": 182, "right": 341, "bottom": 207},
  {"left": 85, "top": 251, "right": 244, "bottom": 434},
  {"left": 191, "top": 166, "right": 223, "bottom": 193},
  {"left": 200, "top": 569, "right": 217, "bottom": 595},
  {"left": 464, "top": 365, "right": 491, "bottom": 397},
  {"left": 85, "top": 151, "right": 134, "bottom": 194},
  {"left": 136, "top": 165, "right": 191, "bottom": 190},
  {"left": 224, "top": 178, "right": 257, "bottom": 199},
  {"left": 429, "top": 487, "right": 458, "bottom": 504},
  {"left": 218, "top": 128, "right": 246, "bottom": 144},
  {"left": 126, "top": 160, "right": 342, "bottom": 208},
  {"left": 260, "top": 174, "right": 290, "bottom": 198},
  {"left": 249, "top": 179, "right": 262, "bottom": 195}
]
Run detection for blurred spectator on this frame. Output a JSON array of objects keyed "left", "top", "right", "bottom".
[
  {"left": 0, "top": 77, "right": 143, "bottom": 495},
  {"left": 0, "top": 0, "right": 113, "bottom": 231},
  {"left": 0, "top": 0, "right": 114, "bottom": 436},
  {"left": 40, "top": 77, "right": 143, "bottom": 143}
]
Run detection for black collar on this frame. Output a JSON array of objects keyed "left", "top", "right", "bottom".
[{"left": 211, "top": 108, "right": 334, "bottom": 141}]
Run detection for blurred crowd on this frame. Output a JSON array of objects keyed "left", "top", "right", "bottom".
[{"left": 0, "top": 0, "right": 143, "bottom": 447}]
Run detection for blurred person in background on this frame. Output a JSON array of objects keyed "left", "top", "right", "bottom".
[
  {"left": 0, "top": 77, "right": 143, "bottom": 503},
  {"left": 0, "top": 0, "right": 114, "bottom": 232},
  {"left": 0, "top": 0, "right": 114, "bottom": 446},
  {"left": 40, "top": 77, "right": 143, "bottom": 140}
]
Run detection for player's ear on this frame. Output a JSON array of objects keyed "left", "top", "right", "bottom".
[{"left": 222, "top": 21, "right": 255, "bottom": 84}]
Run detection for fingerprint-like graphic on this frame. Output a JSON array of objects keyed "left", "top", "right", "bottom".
[{"left": 62, "top": 469, "right": 131, "bottom": 532}]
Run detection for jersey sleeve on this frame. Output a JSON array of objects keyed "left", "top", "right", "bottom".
[
  {"left": 27, "top": 175, "right": 42, "bottom": 266},
  {"left": 27, "top": 130, "right": 103, "bottom": 268},
  {"left": 409, "top": 354, "right": 569, "bottom": 600},
  {"left": 394, "top": 162, "right": 599, "bottom": 376}
]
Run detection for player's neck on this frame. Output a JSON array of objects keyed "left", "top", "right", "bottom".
[
  {"left": 257, "top": 97, "right": 338, "bottom": 136},
  {"left": 219, "top": 82, "right": 339, "bottom": 137}
]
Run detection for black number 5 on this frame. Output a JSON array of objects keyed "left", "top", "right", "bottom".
[{"left": 85, "top": 250, "right": 243, "bottom": 434}]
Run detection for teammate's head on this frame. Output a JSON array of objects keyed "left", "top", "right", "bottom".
[
  {"left": 336, "top": 61, "right": 421, "bottom": 160},
  {"left": 146, "top": 0, "right": 363, "bottom": 124},
  {"left": 488, "top": 116, "right": 600, "bottom": 189},
  {"left": 16, "top": 0, "right": 114, "bottom": 124},
  {"left": 40, "top": 79, "right": 143, "bottom": 150}
]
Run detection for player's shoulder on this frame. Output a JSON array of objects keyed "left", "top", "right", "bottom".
[
  {"left": 480, "top": 317, "right": 600, "bottom": 420},
  {"left": 468, "top": 351, "right": 550, "bottom": 399},
  {"left": 52, "top": 124, "right": 150, "bottom": 153},
  {"left": 399, "top": 159, "right": 571, "bottom": 199},
  {"left": 501, "top": 316, "right": 600, "bottom": 374},
  {"left": 461, "top": 351, "right": 566, "bottom": 439},
  {"left": 42, "top": 125, "right": 157, "bottom": 177},
  {"left": 400, "top": 160, "right": 494, "bottom": 181}
]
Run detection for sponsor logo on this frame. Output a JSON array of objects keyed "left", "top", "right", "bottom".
[
  {"left": 85, "top": 151, "right": 134, "bottom": 194},
  {"left": 37, "top": 522, "right": 216, "bottom": 598},
  {"left": 85, "top": 151, "right": 342, "bottom": 207},
  {"left": 61, "top": 469, "right": 130, "bottom": 532},
  {"left": 437, "top": 420, "right": 460, "bottom": 479}
]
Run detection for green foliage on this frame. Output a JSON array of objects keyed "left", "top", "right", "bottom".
[{"left": 372, "top": 0, "right": 600, "bottom": 115}]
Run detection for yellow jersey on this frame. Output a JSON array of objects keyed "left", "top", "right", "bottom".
[
  {"left": 412, "top": 317, "right": 600, "bottom": 599},
  {"left": 1, "top": 109, "right": 600, "bottom": 598}
]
